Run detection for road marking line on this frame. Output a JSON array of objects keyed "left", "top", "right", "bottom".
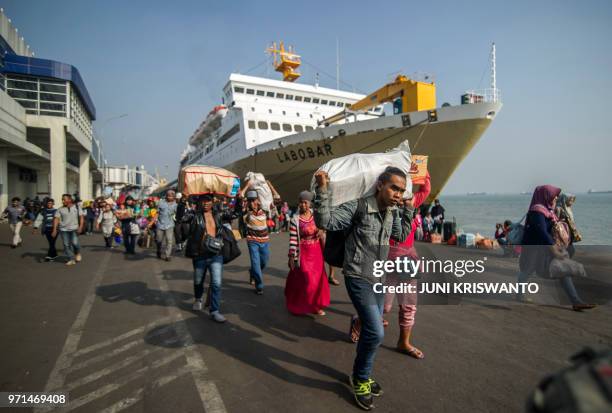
[
  {"left": 153, "top": 260, "right": 227, "bottom": 413},
  {"left": 55, "top": 352, "right": 185, "bottom": 412},
  {"left": 67, "top": 323, "right": 175, "bottom": 373},
  {"left": 64, "top": 347, "right": 168, "bottom": 391},
  {"left": 35, "top": 252, "right": 112, "bottom": 413},
  {"left": 72, "top": 315, "right": 174, "bottom": 358},
  {"left": 97, "top": 364, "right": 194, "bottom": 413}
]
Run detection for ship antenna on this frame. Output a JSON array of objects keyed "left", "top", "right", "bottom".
[
  {"left": 490, "top": 42, "right": 497, "bottom": 102},
  {"left": 336, "top": 37, "right": 340, "bottom": 90}
]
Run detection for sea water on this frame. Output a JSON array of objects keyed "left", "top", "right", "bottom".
[{"left": 436, "top": 193, "right": 612, "bottom": 245}]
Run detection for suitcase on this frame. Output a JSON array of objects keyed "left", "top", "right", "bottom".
[
  {"left": 443, "top": 221, "right": 456, "bottom": 242},
  {"left": 458, "top": 233, "right": 475, "bottom": 248}
]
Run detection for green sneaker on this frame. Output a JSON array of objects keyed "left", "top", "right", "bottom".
[
  {"left": 349, "top": 376, "right": 374, "bottom": 410},
  {"left": 367, "top": 378, "right": 383, "bottom": 397}
]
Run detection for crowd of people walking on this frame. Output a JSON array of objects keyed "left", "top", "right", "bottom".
[{"left": 1, "top": 172, "right": 598, "bottom": 410}]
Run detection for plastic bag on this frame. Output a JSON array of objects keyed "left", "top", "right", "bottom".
[
  {"left": 311, "top": 147, "right": 413, "bottom": 207},
  {"left": 549, "top": 257, "right": 587, "bottom": 279}
]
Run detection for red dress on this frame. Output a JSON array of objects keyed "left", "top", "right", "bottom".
[{"left": 285, "top": 216, "right": 330, "bottom": 315}]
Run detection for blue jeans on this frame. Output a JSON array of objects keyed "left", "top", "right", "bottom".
[
  {"left": 345, "top": 275, "right": 385, "bottom": 381},
  {"left": 44, "top": 230, "right": 58, "bottom": 258},
  {"left": 247, "top": 241, "right": 269, "bottom": 290},
  {"left": 193, "top": 255, "right": 223, "bottom": 313},
  {"left": 60, "top": 230, "right": 80, "bottom": 261},
  {"left": 517, "top": 271, "right": 582, "bottom": 305}
]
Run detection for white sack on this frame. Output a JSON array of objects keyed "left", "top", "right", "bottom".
[
  {"left": 245, "top": 172, "right": 274, "bottom": 212},
  {"left": 311, "top": 148, "right": 413, "bottom": 207}
]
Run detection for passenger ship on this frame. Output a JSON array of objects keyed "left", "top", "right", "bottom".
[{"left": 180, "top": 42, "right": 502, "bottom": 203}]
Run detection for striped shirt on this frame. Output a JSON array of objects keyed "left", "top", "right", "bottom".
[
  {"left": 244, "top": 209, "right": 269, "bottom": 243},
  {"left": 288, "top": 217, "right": 299, "bottom": 258}
]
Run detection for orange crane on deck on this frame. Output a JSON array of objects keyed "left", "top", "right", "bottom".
[{"left": 320, "top": 75, "right": 437, "bottom": 126}]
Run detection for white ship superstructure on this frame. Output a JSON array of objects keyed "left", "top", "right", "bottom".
[{"left": 181, "top": 73, "right": 381, "bottom": 168}]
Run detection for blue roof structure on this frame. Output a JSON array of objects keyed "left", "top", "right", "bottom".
[{"left": 2, "top": 53, "right": 96, "bottom": 120}]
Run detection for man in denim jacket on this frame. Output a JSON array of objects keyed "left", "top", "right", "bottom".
[{"left": 314, "top": 166, "right": 413, "bottom": 410}]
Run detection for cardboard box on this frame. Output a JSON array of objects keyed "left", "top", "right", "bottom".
[
  {"left": 179, "top": 165, "right": 240, "bottom": 197},
  {"left": 409, "top": 155, "right": 428, "bottom": 185}
]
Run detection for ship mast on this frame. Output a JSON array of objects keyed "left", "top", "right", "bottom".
[{"left": 490, "top": 42, "right": 497, "bottom": 102}]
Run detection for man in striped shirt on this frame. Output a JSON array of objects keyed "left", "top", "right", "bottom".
[{"left": 243, "top": 190, "right": 270, "bottom": 295}]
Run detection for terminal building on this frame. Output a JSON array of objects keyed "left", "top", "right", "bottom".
[
  {"left": 103, "top": 165, "right": 161, "bottom": 199},
  {"left": 0, "top": 9, "right": 104, "bottom": 210}
]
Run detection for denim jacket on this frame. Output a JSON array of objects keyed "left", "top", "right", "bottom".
[{"left": 314, "top": 189, "right": 413, "bottom": 284}]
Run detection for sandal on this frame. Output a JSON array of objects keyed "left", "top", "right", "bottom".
[
  {"left": 397, "top": 346, "right": 425, "bottom": 359},
  {"left": 315, "top": 309, "right": 326, "bottom": 316},
  {"left": 349, "top": 315, "right": 361, "bottom": 343},
  {"left": 382, "top": 319, "right": 389, "bottom": 328},
  {"left": 328, "top": 276, "right": 340, "bottom": 286}
]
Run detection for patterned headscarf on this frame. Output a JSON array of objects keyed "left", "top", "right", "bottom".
[
  {"left": 556, "top": 193, "right": 576, "bottom": 223},
  {"left": 528, "top": 185, "right": 561, "bottom": 220}
]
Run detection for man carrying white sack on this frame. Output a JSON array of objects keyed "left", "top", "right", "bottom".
[{"left": 313, "top": 166, "right": 413, "bottom": 411}]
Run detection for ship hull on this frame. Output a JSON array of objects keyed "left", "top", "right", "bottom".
[{"left": 220, "top": 102, "right": 501, "bottom": 204}]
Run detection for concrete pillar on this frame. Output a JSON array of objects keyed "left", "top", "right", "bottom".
[
  {"left": 49, "top": 126, "right": 66, "bottom": 202},
  {"left": 0, "top": 150, "right": 8, "bottom": 211},
  {"left": 79, "top": 151, "right": 91, "bottom": 200},
  {"left": 36, "top": 170, "right": 50, "bottom": 198}
]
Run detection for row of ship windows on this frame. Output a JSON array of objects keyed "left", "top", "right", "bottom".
[
  {"left": 250, "top": 107, "right": 316, "bottom": 118},
  {"left": 247, "top": 120, "right": 314, "bottom": 133},
  {"left": 234, "top": 86, "right": 351, "bottom": 108}
]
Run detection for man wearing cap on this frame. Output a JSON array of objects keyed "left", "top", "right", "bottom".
[
  {"left": 155, "top": 190, "right": 178, "bottom": 261},
  {"left": 240, "top": 187, "right": 270, "bottom": 295}
]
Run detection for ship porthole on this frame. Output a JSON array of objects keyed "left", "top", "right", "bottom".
[{"left": 486, "top": 111, "right": 496, "bottom": 119}]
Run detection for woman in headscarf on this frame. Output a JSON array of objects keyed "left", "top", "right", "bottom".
[
  {"left": 517, "top": 185, "right": 595, "bottom": 311},
  {"left": 285, "top": 191, "right": 330, "bottom": 315},
  {"left": 555, "top": 193, "right": 581, "bottom": 258}
]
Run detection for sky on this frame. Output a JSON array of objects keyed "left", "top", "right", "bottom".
[{"left": 2, "top": 0, "right": 611, "bottom": 194}]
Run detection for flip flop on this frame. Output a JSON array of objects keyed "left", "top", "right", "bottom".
[{"left": 397, "top": 346, "right": 425, "bottom": 359}]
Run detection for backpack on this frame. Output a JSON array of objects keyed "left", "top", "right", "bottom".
[
  {"left": 323, "top": 198, "right": 367, "bottom": 268},
  {"left": 507, "top": 215, "right": 526, "bottom": 245}
]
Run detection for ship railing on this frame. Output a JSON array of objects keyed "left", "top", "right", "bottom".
[{"left": 463, "top": 88, "right": 501, "bottom": 104}]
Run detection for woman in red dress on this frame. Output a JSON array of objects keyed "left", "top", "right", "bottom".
[{"left": 285, "top": 191, "right": 330, "bottom": 315}]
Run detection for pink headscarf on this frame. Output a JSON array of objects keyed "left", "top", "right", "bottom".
[{"left": 529, "top": 185, "right": 561, "bottom": 220}]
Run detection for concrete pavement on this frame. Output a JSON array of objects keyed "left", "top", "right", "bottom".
[{"left": 0, "top": 224, "right": 611, "bottom": 412}]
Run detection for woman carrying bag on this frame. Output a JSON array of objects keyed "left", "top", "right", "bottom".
[{"left": 516, "top": 185, "right": 596, "bottom": 311}]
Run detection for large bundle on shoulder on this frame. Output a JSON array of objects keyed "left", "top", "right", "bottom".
[
  {"left": 178, "top": 165, "right": 241, "bottom": 197},
  {"left": 244, "top": 172, "right": 278, "bottom": 212},
  {"left": 311, "top": 146, "right": 413, "bottom": 206}
]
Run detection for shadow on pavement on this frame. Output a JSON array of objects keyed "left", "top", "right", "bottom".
[
  {"left": 144, "top": 318, "right": 353, "bottom": 403},
  {"left": 162, "top": 269, "right": 192, "bottom": 281},
  {"left": 96, "top": 281, "right": 193, "bottom": 311},
  {"left": 224, "top": 264, "right": 288, "bottom": 279}
]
